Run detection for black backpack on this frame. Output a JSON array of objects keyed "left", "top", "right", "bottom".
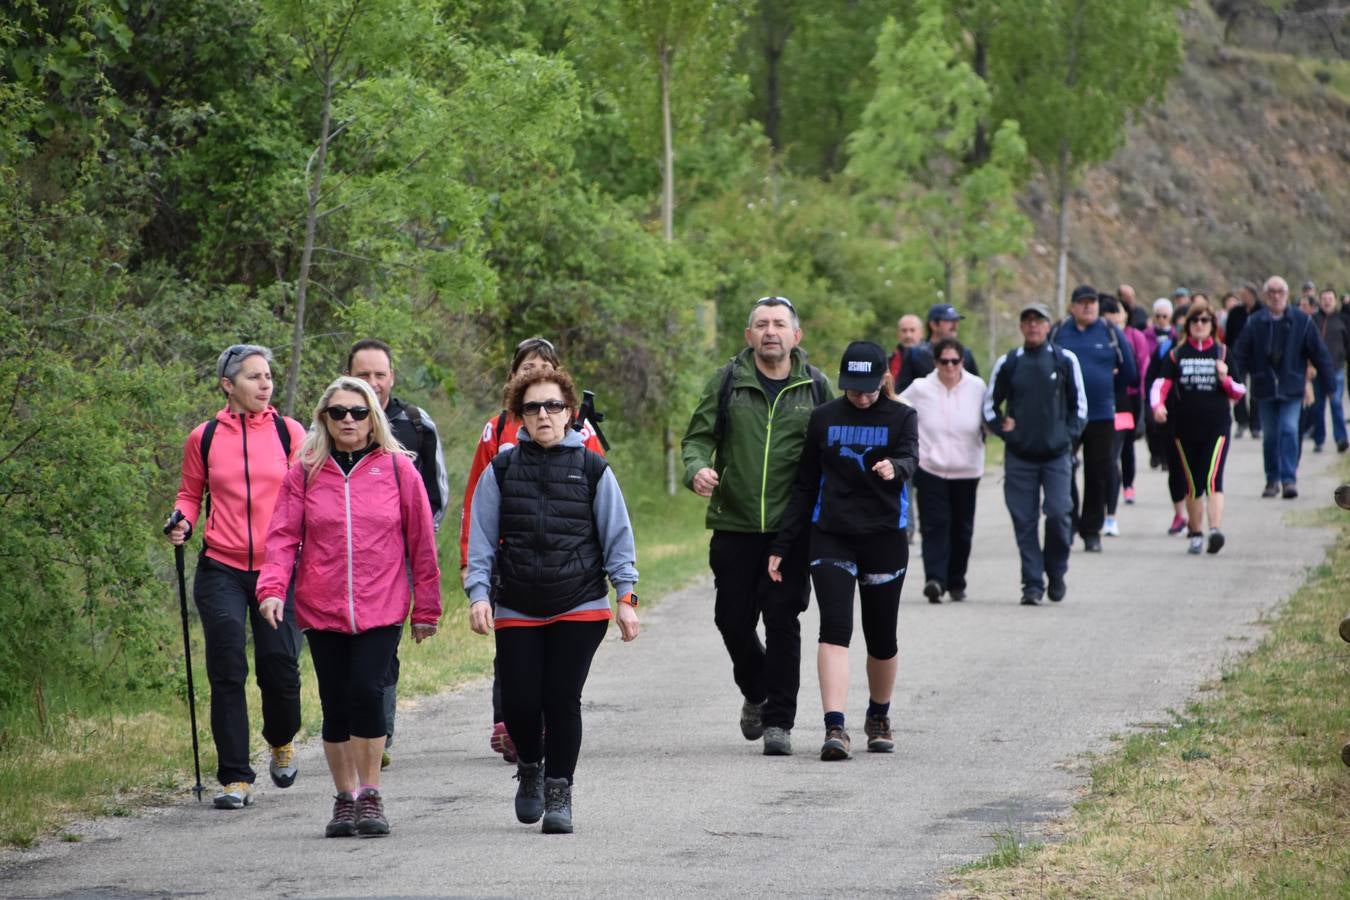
[
  {"left": 198, "top": 414, "right": 293, "bottom": 519},
  {"left": 712, "top": 358, "right": 830, "bottom": 441}
]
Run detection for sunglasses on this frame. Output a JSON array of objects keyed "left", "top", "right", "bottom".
[
  {"left": 937, "top": 358, "right": 963, "bottom": 367},
  {"left": 1190, "top": 316, "right": 1214, "bottom": 324},
  {"left": 323, "top": 405, "right": 371, "bottom": 422},
  {"left": 516, "top": 336, "right": 556, "bottom": 354},
  {"left": 522, "top": 399, "right": 568, "bottom": 417},
  {"left": 754, "top": 296, "right": 795, "bottom": 313}
]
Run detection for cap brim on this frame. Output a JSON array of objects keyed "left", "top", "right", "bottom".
[{"left": 838, "top": 374, "right": 884, "bottom": 392}]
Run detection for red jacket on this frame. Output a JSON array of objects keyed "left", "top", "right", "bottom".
[
  {"left": 173, "top": 407, "right": 307, "bottom": 572},
  {"left": 258, "top": 449, "right": 442, "bottom": 633}
]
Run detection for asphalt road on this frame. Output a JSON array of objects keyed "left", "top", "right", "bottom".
[{"left": 3, "top": 434, "right": 1344, "bottom": 899}]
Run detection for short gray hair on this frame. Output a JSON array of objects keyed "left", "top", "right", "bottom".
[{"left": 217, "top": 344, "right": 273, "bottom": 382}]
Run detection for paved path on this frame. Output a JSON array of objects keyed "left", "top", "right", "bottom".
[{"left": 3, "top": 436, "right": 1344, "bottom": 898}]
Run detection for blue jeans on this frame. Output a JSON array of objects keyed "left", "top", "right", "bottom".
[
  {"left": 1310, "top": 369, "right": 1348, "bottom": 447},
  {"left": 1003, "top": 452, "right": 1073, "bottom": 593},
  {"left": 1256, "top": 398, "right": 1303, "bottom": 485}
]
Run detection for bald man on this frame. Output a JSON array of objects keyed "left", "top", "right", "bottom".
[{"left": 887, "top": 314, "right": 924, "bottom": 390}]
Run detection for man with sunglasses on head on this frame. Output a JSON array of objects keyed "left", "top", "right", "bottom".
[
  {"left": 346, "top": 338, "right": 449, "bottom": 768},
  {"left": 681, "top": 296, "right": 833, "bottom": 756}
]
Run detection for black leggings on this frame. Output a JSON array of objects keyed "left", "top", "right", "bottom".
[
  {"left": 810, "top": 529, "right": 908, "bottom": 659},
  {"left": 1174, "top": 433, "right": 1230, "bottom": 498},
  {"left": 307, "top": 625, "right": 402, "bottom": 742},
  {"left": 495, "top": 619, "right": 607, "bottom": 783}
]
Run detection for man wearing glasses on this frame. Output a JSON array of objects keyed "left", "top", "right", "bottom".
[
  {"left": 1231, "top": 276, "right": 1337, "bottom": 498},
  {"left": 681, "top": 296, "right": 833, "bottom": 756}
]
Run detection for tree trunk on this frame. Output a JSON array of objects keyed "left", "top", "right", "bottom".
[
  {"left": 1054, "top": 139, "right": 1070, "bottom": 318},
  {"left": 285, "top": 75, "right": 334, "bottom": 415},
  {"left": 660, "top": 41, "right": 677, "bottom": 494}
]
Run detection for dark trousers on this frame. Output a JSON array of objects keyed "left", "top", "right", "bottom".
[
  {"left": 1070, "top": 420, "right": 1115, "bottom": 539},
  {"left": 913, "top": 468, "right": 978, "bottom": 592},
  {"left": 1120, "top": 433, "right": 1136, "bottom": 490},
  {"left": 307, "top": 625, "right": 402, "bottom": 742},
  {"left": 709, "top": 530, "right": 810, "bottom": 731},
  {"left": 193, "top": 555, "right": 302, "bottom": 786},
  {"left": 1003, "top": 451, "right": 1073, "bottom": 593},
  {"left": 495, "top": 620, "right": 607, "bottom": 783},
  {"left": 381, "top": 654, "right": 399, "bottom": 748},
  {"left": 1106, "top": 430, "right": 1128, "bottom": 515}
]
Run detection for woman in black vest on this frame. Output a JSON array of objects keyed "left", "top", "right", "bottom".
[{"left": 464, "top": 368, "right": 640, "bottom": 834}]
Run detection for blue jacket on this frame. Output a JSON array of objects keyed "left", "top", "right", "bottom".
[
  {"left": 1231, "top": 307, "right": 1336, "bottom": 402},
  {"left": 1050, "top": 318, "right": 1137, "bottom": 423},
  {"left": 984, "top": 343, "right": 1087, "bottom": 461}
]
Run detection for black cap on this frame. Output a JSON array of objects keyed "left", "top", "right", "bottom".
[
  {"left": 927, "top": 303, "right": 963, "bottom": 322},
  {"left": 1070, "top": 284, "right": 1098, "bottom": 304},
  {"left": 837, "top": 341, "right": 887, "bottom": 392}
]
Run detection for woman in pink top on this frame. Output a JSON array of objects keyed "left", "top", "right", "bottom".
[
  {"left": 899, "top": 338, "right": 988, "bottom": 603},
  {"left": 259, "top": 377, "right": 442, "bottom": 839},
  {"left": 166, "top": 344, "right": 307, "bottom": 810}
]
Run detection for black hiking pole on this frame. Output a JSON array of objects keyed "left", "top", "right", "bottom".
[
  {"left": 164, "top": 510, "right": 205, "bottom": 802},
  {"left": 574, "top": 389, "right": 610, "bottom": 452}
]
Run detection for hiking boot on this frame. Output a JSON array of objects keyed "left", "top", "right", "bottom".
[
  {"left": 863, "top": 716, "right": 894, "bottom": 753},
  {"left": 541, "top": 778, "right": 573, "bottom": 834},
  {"left": 1168, "top": 514, "right": 1189, "bottom": 534},
  {"left": 1282, "top": 483, "right": 1298, "bottom": 499},
  {"left": 325, "top": 792, "right": 357, "bottom": 838},
  {"left": 490, "top": 721, "right": 517, "bottom": 763},
  {"left": 739, "top": 698, "right": 766, "bottom": 741},
  {"left": 820, "top": 726, "right": 851, "bottom": 761},
  {"left": 1103, "top": 516, "right": 1120, "bottom": 536},
  {"left": 1047, "top": 575, "right": 1066, "bottom": 603},
  {"left": 355, "top": 788, "right": 390, "bottom": 836},
  {"left": 947, "top": 587, "right": 966, "bottom": 602},
  {"left": 514, "top": 761, "right": 545, "bottom": 824},
  {"left": 213, "top": 782, "right": 252, "bottom": 810},
  {"left": 923, "top": 580, "right": 943, "bottom": 604},
  {"left": 1123, "top": 486, "right": 1136, "bottom": 505},
  {"left": 269, "top": 742, "right": 297, "bottom": 789},
  {"left": 1261, "top": 483, "right": 1280, "bottom": 498},
  {"left": 1206, "top": 529, "right": 1225, "bottom": 555},
  {"left": 1083, "top": 535, "right": 1102, "bottom": 552},
  {"left": 1020, "top": 586, "right": 1042, "bottom": 606},
  {"left": 762, "top": 726, "right": 792, "bottom": 756}
]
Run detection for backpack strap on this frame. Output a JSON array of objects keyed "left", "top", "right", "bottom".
[
  {"left": 199, "top": 419, "right": 219, "bottom": 473},
  {"left": 711, "top": 359, "right": 737, "bottom": 442},
  {"left": 806, "top": 365, "right": 829, "bottom": 406},
  {"left": 404, "top": 403, "right": 426, "bottom": 436}
]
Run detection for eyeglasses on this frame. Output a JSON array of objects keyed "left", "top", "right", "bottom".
[
  {"left": 522, "top": 399, "right": 568, "bottom": 417},
  {"left": 754, "top": 296, "right": 795, "bottom": 313},
  {"left": 516, "top": 336, "right": 556, "bottom": 354},
  {"left": 937, "top": 358, "right": 963, "bottom": 367},
  {"left": 1266, "top": 287, "right": 1287, "bottom": 295},
  {"left": 1153, "top": 313, "right": 1171, "bottom": 319},
  {"left": 323, "top": 405, "right": 371, "bottom": 422}
]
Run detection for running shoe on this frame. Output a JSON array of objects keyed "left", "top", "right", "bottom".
[
  {"left": 740, "top": 698, "right": 766, "bottom": 741},
  {"left": 923, "top": 580, "right": 943, "bottom": 604},
  {"left": 1187, "top": 534, "right": 1204, "bottom": 555},
  {"left": 1123, "top": 487, "right": 1136, "bottom": 505},
  {"left": 213, "top": 782, "right": 252, "bottom": 810},
  {"left": 490, "top": 721, "right": 517, "bottom": 763},
  {"left": 1206, "top": 529, "right": 1225, "bottom": 554},
  {"left": 1261, "top": 483, "right": 1280, "bottom": 498},
  {"left": 820, "top": 726, "right": 852, "bottom": 761},
  {"left": 1103, "top": 516, "right": 1120, "bottom": 536},
  {"left": 1047, "top": 575, "right": 1067, "bottom": 603},
  {"left": 1282, "top": 483, "right": 1298, "bottom": 499},
  {"left": 1168, "top": 514, "right": 1188, "bottom": 535},
  {"left": 269, "top": 742, "right": 297, "bottom": 789}
]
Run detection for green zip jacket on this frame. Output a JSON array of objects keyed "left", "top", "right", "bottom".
[{"left": 681, "top": 346, "right": 834, "bottom": 533}]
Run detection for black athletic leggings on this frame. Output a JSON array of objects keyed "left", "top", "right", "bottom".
[
  {"left": 810, "top": 528, "right": 908, "bottom": 660},
  {"left": 306, "top": 625, "right": 402, "bottom": 743},
  {"left": 495, "top": 619, "right": 607, "bottom": 783}
]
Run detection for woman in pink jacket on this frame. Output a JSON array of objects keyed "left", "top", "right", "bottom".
[
  {"left": 898, "top": 338, "right": 988, "bottom": 603},
  {"left": 258, "top": 376, "right": 442, "bottom": 838}
]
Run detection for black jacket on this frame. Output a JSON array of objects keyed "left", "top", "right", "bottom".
[
  {"left": 1231, "top": 307, "right": 1336, "bottom": 401},
  {"left": 984, "top": 343, "right": 1087, "bottom": 460},
  {"left": 1313, "top": 309, "right": 1349, "bottom": 369}
]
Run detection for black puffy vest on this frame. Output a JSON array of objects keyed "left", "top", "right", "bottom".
[{"left": 492, "top": 441, "right": 608, "bottom": 617}]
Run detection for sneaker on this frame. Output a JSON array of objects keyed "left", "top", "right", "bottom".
[
  {"left": 762, "top": 726, "right": 792, "bottom": 756},
  {"left": 1187, "top": 533, "right": 1204, "bottom": 555},
  {"left": 1020, "top": 587, "right": 1042, "bottom": 606},
  {"left": 355, "top": 788, "right": 390, "bottom": 836},
  {"left": 863, "top": 716, "right": 894, "bottom": 753},
  {"left": 514, "top": 761, "right": 545, "bottom": 824},
  {"left": 1123, "top": 487, "right": 1136, "bottom": 505},
  {"left": 1282, "top": 483, "right": 1298, "bottom": 499},
  {"left": 1250, "top": 430, "right": 1261, "bottom": 440},
  {"left": 947, "top": 588, "right": 966, "bottom": 602},
  {"left": 1234, "top": 425, "right": 1245, "bottom": 438},
  {"left": 1206, "top": 529, "right": 1225, "bottom": 554},
  {"left": 740, "top": 698, "right": 766, "bottom": 741},
  {"left": 820, "top": 726, "right": 852, "bottom": 761},
  {"left": 1168, "top": 514, "right": 1188, "bottom": 535},
  {"left": 1047, "top": 575, "right": 1066, "bottom": 603},
  {"left": 269, "top": 742, "right": 297, "bottom": 789},
  {"left": 213, "top": 781, "right": 252, "bottom": 810},
  {"left": 541, "top": 778, "right": 573, "bottom": 834},
  {"left": 1338, "top": 440, "right": 1349, "bottom": 454},
  {"left": 1314, "top": 443, "right": 1324, "bottom": 454},
  {"left": 490, "top": 721, "right": 517, "bottom": 764},
  {"left": 324, "top": 792, "right": 357, "bottom": 837},
  {"left": 1261, "top": 483, "right": 1280, "bottom": 498},
  {"left": 1103, "top": 516, "right": 1120, "bottom": 536},
  {"left": 923, "top": 580, "right": 943, "bottom": 604},
  {"left": 1083, "top": 535, "right": 1102, "bottom": 552}
]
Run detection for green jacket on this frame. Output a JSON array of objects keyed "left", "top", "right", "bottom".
[{"left": 681, "top": 346, "right": 834, "bottom": 533}]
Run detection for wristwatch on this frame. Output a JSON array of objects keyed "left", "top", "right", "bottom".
[{"left": 618, "top": 592, "right": 639, "bottom": 608}]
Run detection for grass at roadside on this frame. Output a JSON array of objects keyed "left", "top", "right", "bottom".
[
  {"left": 948, "top": 467, "right": 1350, "bottom": 897},
  {"left": 0, "top": 442, "right": 709, "bottom": 848}
]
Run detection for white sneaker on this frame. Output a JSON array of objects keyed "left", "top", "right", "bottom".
[
  {"left": 1187, "top": 534, "right": 1204, "bottom": 555},
  {"left": 1103, "top": 516, "right": 1120, "bottom": 536}
]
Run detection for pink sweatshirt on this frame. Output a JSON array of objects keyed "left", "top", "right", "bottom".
[
  {"left": 898, "top": 370, "right": 988, "bottom": 479},
  {"left": 257, "top": 449, "right": 442, "bottom": 633},
  {"left": 174, "top": 407, "right": 308, "bottom": 572}
]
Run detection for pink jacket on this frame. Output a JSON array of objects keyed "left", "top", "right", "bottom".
[
  {"left": 257, "top": 449, "right": 442, "bottom": 633},
  {"left": 898, "top": 370, "right": 988, "bottom": 479},
  {"left": 174, "top": 407, "right": 307, "bottom": 572}
]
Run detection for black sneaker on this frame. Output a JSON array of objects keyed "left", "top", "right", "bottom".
[
  {"left": 355, "top": 788, "right": 390, "bottom": 836},
  {"left": 514, "top": 761, "right": 545, "bottom": 824},
  {"left": 1047, "top": 576, "right": 1066, "bottom": 603},
  {"left": 762, "top": 726, "right": 792, "bottom": 756},
  {"left": 1262, "top": 483, "right": 1280, "bottom": 498},
  {"left": 1338, "top": 440, "right": 1349, "bottom": 454},
  {"left": 1083, "top": 535, "right": 1102, "bottom": 552},
  {"left": 325, "top": 792, "right": 357, "bottom": 838},
  {"left": 863, "top": 716, "right": 894, "bottom": 753},
  {"left": 923, "top": 580, "right": 943, "bottom": 604},
  {"left": 739, "top": 698, "right": 766, "bottom": 741},
  {"left": 820, "top": 726, "right": 851, "bottom": 761},
  {"left": 1020, "top": 587, "right": 1042, "bottom": 606},
  {"left": 542, "top": 778, "right": 573, "bottom": 834},
  {"left": 1206, "top": 529, "right": 1225, "bottom": 554},
  {"left": 947, "top": 588, "right": 966, "bottom": 602},
  {"left": 1282, "top": 483, "right": 1298, "bottom": 499}
]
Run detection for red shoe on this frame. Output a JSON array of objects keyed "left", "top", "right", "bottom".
[
  {"left": 1123, "top": 487, "right": 1136, "bottom": 504},
  {"left": 1167, "top": 514, "right": 1187, "bottom": 535},
  {"left": 490, "top": 721, "right": 517, "bottom": 763}
]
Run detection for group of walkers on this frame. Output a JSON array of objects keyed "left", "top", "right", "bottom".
[{"left": 165, "top": 273, "right": 1346, "bottom": 834}]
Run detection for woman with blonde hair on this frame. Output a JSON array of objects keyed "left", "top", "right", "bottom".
[{"left": 258, "top": 376, "right": 442, "bottom": 838}]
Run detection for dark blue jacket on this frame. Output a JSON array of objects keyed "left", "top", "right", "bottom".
[
  {"left": 1231, "top": 307, "right": 1335, "bottom": 402},
  {"left": 1050, "top": 318, "right": 1137, "bottom": 422},
  {"left": 984, "top": 343, "right": 1087, "bottom": 461}
]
